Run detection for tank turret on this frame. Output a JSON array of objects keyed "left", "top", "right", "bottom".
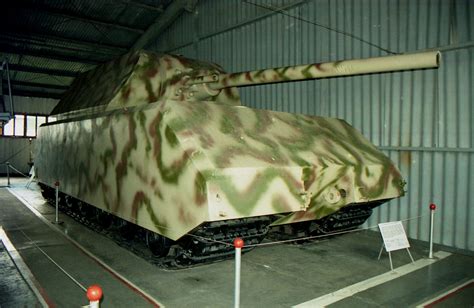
[{"left": 35, "top": 50, "right": 440, "bottom": 266}]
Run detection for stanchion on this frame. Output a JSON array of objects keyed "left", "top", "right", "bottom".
[
  {"left": 234, "top": 237, "right": 244, "bottom": 308},
  {"left": 429, "top": 203, "right": 436, "bottom": 259},
  {"left": 86, "top": 284, "right": 103, "bottom": 308},
  {"left": 6, "top": 162, "right": 10, "bottom": 187},
  {"left": 52, "top": 181, "right": 63, "bottom": 225}
]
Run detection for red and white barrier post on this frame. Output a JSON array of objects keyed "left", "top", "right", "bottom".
[
  {"left": 429, "top": 203, "right": 436, "bottom": 259},
  {"left": 234, "top": 237, "right": 244, "bottom": 308},
  {"left": 86, "top": 284, "right": 103, "bottom": 308}
]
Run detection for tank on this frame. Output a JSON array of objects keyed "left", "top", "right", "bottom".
[{"left": 35, "top": 50, "right": 439, "bottom": 265}]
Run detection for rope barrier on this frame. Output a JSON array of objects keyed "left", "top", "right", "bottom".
[
  {"left": 7, "top": 164, "right": 30, "bottom": 178},
  {"left": 400, "top": 214, "right": 426, "bottom": 223}
]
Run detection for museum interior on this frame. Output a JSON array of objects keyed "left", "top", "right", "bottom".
[{"left": 0, "top": 0, "right": 472, "bottom": 307}]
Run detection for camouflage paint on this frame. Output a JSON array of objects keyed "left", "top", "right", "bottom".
[
  {"left": 35, "top": 51, "right": 414, "bottom": 241},
  {"left": 206, "top": 51, "right": 440, "bottom": 90}
]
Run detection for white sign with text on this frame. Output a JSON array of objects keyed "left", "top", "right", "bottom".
[{"left": 378, "top": 221, "right": 410, "bottom": 252}]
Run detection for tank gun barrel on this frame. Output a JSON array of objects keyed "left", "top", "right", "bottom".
[{"left": 190, "top": 51, "right": 440, "bottom": 90}]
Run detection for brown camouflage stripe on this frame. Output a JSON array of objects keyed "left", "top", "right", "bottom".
[{"left": 36, "top": 51, "right": 406, "bottom": 241}]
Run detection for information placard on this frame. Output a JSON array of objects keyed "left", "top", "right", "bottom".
[{"left": 378, "top": 221, "right": 410, "bottom": 252}]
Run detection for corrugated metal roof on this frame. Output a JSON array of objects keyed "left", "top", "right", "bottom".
[{"left": 0, "top": 0, "right": 174, "bottom": 100}]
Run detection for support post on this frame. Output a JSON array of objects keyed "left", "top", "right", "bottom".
[
  {"left": 234, "top": 237, "right": 244, "bottom": 308},
  {"left": 53, "top": 181, "right": 63, "bottom": 225},
  {"left": 406, "top": 248, "right": 415, "bottom": 263},
  {"left": 6, "top": 162, "right": 10, "bottom": 187},
  {"left": 377, "top": 244, "right": 384, "bottom": 260},
  {"left": 388, "top": 251, "right": 393, "bottom": 271},
  {"left": 86, "top": 284, "right": 103, "bottom": 308},
  {"left": 429, "top": 203, "right": 436, "bottom": 259}
]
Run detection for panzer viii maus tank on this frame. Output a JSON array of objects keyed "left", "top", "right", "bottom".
[{"left": 35, "top": 50, "right": 440, "bottom": 265}]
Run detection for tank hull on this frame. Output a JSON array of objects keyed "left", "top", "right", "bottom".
[
  {"left": 34, "top": 50, "right": 416, "bottom": 263},
  {"left": 36, "top": 98, "right": 404, "bottom": 241}
]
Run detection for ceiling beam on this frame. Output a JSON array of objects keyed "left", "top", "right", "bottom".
[
  {"left": 8, "top": 64, "right": 79, "bottom": 77},
  {"left": 131, "top": 0, "right": 188, "bottom": 51},
  {"left": 0, "top": 32, "right": 127, "bottom": 54},
  {"left": 4, "top": 80, "right": 70, "bottom": 90},
  {"left": 120, "top": 0, "right": 164, "bottom": 12},
  {"left": 0, "top": 44, "right": 102, "bottom": 65},
  {"left": 37, "top": 8, "right": 145, "bottom": 34},
  {"left": 1, "top": 87, "right": 63, "bottom": 99}
]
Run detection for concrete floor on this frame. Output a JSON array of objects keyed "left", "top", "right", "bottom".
[
  {"left": 1, "top": 177, "right": 473, "bottom": 307},
  {"left": 0, "top": 240, "right": 41, "bottom": 306}
]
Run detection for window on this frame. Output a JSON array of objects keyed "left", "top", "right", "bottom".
[
  {"left": 26, "top": 115, "right": 36, "bottom": 137},
  {"left": 3, "top": 119, "right": 13, "bottom": 136},
  {"left": 37, "top": 116, "right": 46, "bottom": 128},
  {"left": 0, "top": 114, "right": 53, "bottom": 138},
  {"left": 14, "top": 115, "right": 25, "bottom": 137}
]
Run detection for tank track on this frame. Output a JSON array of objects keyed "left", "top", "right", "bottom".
[
  {"left": 269, "top": 202, "right": 382, "bottom": 240},
  {"left": 38, "top": 184, "right": 271, "bottom": 269},
  {"left": 312, "top": 203, "right": 375, "bottom": 234},
  {"left": 38, "top": 184, "right": 383, "bottom": 267},
  {"left": 175, "top": 217, "right": 271, "bottom": 266}
]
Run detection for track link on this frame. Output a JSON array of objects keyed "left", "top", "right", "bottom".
[
  {"left": 39, "top": 184, "right": 385, "bottom": 268},
  {"left": 38, "top": 183, "right": 272, "bottom": 269},
  {"left": 270, "top": 202, "right": 383, "bottom": 240},
  {"left": 176, "top": 217, "right": 271, "bottom": 266}
]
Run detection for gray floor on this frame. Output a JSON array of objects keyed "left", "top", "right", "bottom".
[
  {"left": 1, "top": 178, "right": 473, "bottom": 307},
  {"left": 328, "top": 254, "right": 474, "bottom": 307},
  {"left": 0, "top": 241, "right": 41, "bottom": 307}
]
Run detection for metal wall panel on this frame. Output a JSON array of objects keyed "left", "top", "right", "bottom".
[
  {"left": 0, "top": 96, "right": 56, "bottom": 174},
  {"left": 10, "top": 96, "right": 58, "bottom": 114},
  {"left": 151, "top": 0, "right": 473, "bottom": 251},
  {"left": 0, "top": 138, "right": 34, "bottom": 175}
]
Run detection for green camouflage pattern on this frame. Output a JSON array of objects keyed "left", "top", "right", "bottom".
[
  {"left": 36, "top": 51, "right": 406, "bottom": 241},
  {"left": 204, "top": 51, "right": 440, "bottom": 90},
  {"left": 52, "top": 51, "right": 240, "bottom": 118}
]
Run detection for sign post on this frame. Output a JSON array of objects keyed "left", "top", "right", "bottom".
[{"left": 378, "top": 221, "right": 414, "bottom": 270}]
